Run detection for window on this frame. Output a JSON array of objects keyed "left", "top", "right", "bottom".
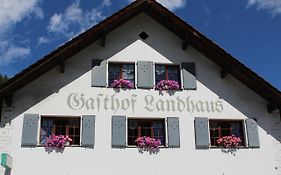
[
  {"left": 108, "top": 63, "right": 135, "bottom": 87},
  {"left": 155, "top": 64, "right": 181, "bottom": 85},
  {"left": 209, "top": 120, "right": 245, "bottom": 147},
  {"left": 128, "top": 119, "right": 165, "bottom": 146},
  {"left": 40, "top": 117, "right": 81, "bottom": 145}
]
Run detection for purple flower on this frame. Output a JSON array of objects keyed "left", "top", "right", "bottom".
[
  {"left": 135, "top": 136, "right": 162, "bottom": 148},
  {"left": 111, "top": 79, "right": 134, "bottom": 89},
  {"left": 45, "top": 134, "right": 72, "bottom": 148},
  {"left": 216, "top": 135, "right": 242, "bottom": 148},
  {"left": 155, "top": 80, "right": 180, "bottom": 90}
]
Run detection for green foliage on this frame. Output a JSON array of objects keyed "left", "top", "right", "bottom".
[{"left": 0, "top": 74, "right": 8, "bottom": 84}]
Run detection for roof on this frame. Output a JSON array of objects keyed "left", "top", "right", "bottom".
[{"left": 0, "top": 0, "right": 280, "bottom": 111}]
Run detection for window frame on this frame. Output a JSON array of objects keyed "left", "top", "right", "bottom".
[
  {"left": 39, "top": 116, "right": 82, "bottom": 146},
  {"left": 107, "top": 61, "right": 136, "bottom": 88},
  {"left": 154, "top": 63, "right": 182, "bottom": 89},
  {"left": 127, "top": 117, "right": 167, "bottom": 147},
  {"left": 208, "top": 119, "right": 246, "bottom": 148}
]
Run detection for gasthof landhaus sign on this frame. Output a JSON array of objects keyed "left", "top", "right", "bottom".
[{"left": 67, "top": 93, "right": 223, "bottom": 113}]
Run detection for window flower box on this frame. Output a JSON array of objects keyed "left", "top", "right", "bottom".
[
  {"left": 45, "top": 134, "right": 72, "bottom": 148},
  {"left": 135, "top": 136, "right": 161, "bottom": 148},
  {"left": 216, "top": 135, "right": 242, "bottom": 148},
  {"left": 155, "top": 80, "right": 180, "bottom": 90},
  {"left": 111, "top": 79, "right": 134, "bottom": 89}
]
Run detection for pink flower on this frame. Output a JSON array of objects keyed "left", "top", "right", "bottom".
[
  {"left": 155, "top": 80, "right": 180, "bottom": 90},
  {"left": 45, "top": 134, "right": 72, "bottom": 148},
  {"left": 216, "top": 135, "right": 242, "bottom": 148},
  {"left": 135, "top": 136, "right": 162, "bottom": 148},
  {"left": 111, "top": 79, "right": 134, "bottom": 89}
]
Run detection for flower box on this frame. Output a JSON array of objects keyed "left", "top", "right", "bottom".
[
  {"left": 111, "top": 79, "right": 134, "bottom": 89},
  {"left": 155, "top": 80, "right": 180, "bottom": 90},
  {"left": 45, "top": 135, "right": 72, "bottom": 148},
  {"left": 216, "top": 135, "right": 242, "bottom": 148},
  {"left": 135, "top": 136, "right": 161, "bottom": 148}
]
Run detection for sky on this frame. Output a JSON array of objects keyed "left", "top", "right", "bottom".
[{"left": 0, "top": 0, "right": 280, "bottom": 90}]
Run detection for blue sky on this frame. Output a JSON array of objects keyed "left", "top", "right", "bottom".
[{"left": 0, "top": 0, "right": 280, "bottom": 90}]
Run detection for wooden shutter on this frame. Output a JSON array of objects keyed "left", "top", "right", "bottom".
[
  {"left": 112, "top": 116, "right": 126, "bottom": 147},
  {"left": 21, "top": 114, "right": 39, "bottom": 147},
  {"left": 81, "top": 115, "right": 95, "bottom": 147},
  {"left": 167, "top": 117, "right": 180, "bottom": 148},
  {"left": 91, "top": 59, "right": 107, "bottom": 87},
  {"left": 182, "top": 62, "right": 197, "bottom": 90},
  {"left": 245, "top": 118, "right": 260, "bottom": 148},
  {"left": 194, "top": 117, "right": 209, "bottom": 149},
  {"left": 137, "top": 61, "right": 154, "bottom": 89}
]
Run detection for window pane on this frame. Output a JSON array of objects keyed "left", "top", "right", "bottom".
[
  {"left": 127, "top": 119, "right": 165, "bottom": 146},
  {"left": 123, "top": 64, "right": 135, "bottom": 85},
  {"left": 109, "top": 63, "right": 135, "bottom": 87},
  {"left": 109, "top": 64, "right": 121, "bottom": 85},
  {"left": 40, "top": 117, "right": 81, "bottom": 145},
  {"left": 41, "top": 118, "right": 53, "bottom": 144},
  {"left": 209, "top": 120, "right": 244, "bottom": 147},
  {"left": 155, "top": 65, "right": 166, "bottom": 84},
  {"left": 69, "top": 127, "right": 74, "bottom": 135},
  {"left": 155, "top": 65, "right": 181, "bottom": 85},
  {"left": 168, "top": 65, "right": 180, "bottom": 82}
]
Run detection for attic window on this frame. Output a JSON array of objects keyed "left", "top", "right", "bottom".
[{"left": 139, "top": 31, "right": 149, "bottom": 40}]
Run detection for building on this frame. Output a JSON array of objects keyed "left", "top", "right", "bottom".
[{"left": 0, "top": 0, "right": 281, "bottom": 174}]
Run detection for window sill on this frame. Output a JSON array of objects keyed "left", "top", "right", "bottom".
[
  {"left": 108, "top": 87, "right": 136, "bottom": 90},
  {"left": 155, "top": 88, "right": 183, "bottom": 91},
  {"left": 126, "top": 145, "right": 168, "bottom": 148},
  {"left": 36, "top": 145, "right": 81, "bottom": 147},
  {"left": 210, "top": 146, "right": 246, "bottom": 149}
]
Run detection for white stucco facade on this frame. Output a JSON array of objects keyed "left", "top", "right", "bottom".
[{"left": 0, "top": 13, "right": 280, "bottom": 175}]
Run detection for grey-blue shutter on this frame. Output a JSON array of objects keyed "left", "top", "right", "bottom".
[
  {"left": 167, "top": 117, "right": 180, "bottom": 147},
  {"left": 82, "top": 115, "right": 95, "bottom": 147},
  {"left": 182, "top": 62, "right": 197, "bottom": 90},
  {"left": 21, "top": 114, "right": 39, "bottom": 147},
  {"left": 137, "top": 61, "right": 154, "bottom": 89},
  {"left": 112, "top": 116, "right": 126, "bottom": 147},
  {"left": 194, "top": 117, "right": 209, "bottom": 149},
  {"left": 91, "top": 59, "right": 107, "bottom": 87},
  {"left": 245, "top": 118, "right": 260, "bottom": 148}
]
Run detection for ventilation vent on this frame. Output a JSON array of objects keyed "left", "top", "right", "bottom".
[{"left": 139, "top": 31, "right": 149, "bottom": 40}]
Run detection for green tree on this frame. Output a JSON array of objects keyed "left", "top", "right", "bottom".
[{"left": 0, "top": 74, "right": 8, "bottom": 84}]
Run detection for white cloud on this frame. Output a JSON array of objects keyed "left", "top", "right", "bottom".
[
  {"left": 38, "top": 37, "right": 50, "bottom": 45},
  {"left": 0, "top": 45, "right": 30, "bottom": 66},
  {"left": 128, "top": 0, "right": 186, "bottom": 10},
  {"left": 157, "top": 0, "right": 186, "bottom": 10},
  {"left": 247, "top": 0, "right": 281, "bottom": 15},
  {"left": 48, "top": 14, "right": 67, "bottom": 34},
  {"left": 0, "top": 0, "right": 43, "bottom": 33},
  {"left": 65, "top": 2, "right": 83, "bottom": 22},
  {"left": 32, "top": 6, "right": 44, "bottom": 19},
  {"left": 102, "top": 0, "right": 112, "bottom": 7},
  {"left": 47, "top": 1, "right": 105, "bottom": 38},
  {"left": 0, "top": 0, "right": 43, "bottom": 66}
]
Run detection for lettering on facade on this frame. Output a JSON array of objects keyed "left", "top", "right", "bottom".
[
  {"left": 67, "top": 93, "right": 223, "bottom": 113},
  {"left": 144, "top": 95, "right": 223, "bottom": 113},
  {"left": 67, "top": 93, "right": 137, "bottom": 113}
]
